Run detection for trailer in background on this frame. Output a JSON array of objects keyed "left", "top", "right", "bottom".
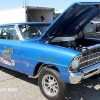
[
  {"left": 55, "top": 9, "right": 64, "bottom": 19},
  {"left": 0, "top": 6, "right": 55, "bottom": 24}
]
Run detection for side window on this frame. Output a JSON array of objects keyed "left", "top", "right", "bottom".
[
  {"left": 19, "top": 25, "right": 41, "bottom": 39},
  {"left": 84, "top": 22, "right": 94, "bottom": 33},
  {"left": 0, "top": 25, "right": 19, "bottom": 40},
  {"left": 96, "top": 24, "right": 100, "bottom": 32}
]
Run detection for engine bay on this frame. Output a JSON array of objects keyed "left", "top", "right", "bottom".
[{"left": 50, "top": 35, "right": 100, "bottom": 53}]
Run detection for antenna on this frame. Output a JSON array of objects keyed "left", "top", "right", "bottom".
[
  {"left": 26, "top": 0, "right": 28, "bottom": 6},
  {"left": 25, "top": 0, "right": 26, "bottom": 6},
  {"left": 22, "top": 0, "right": 24, "bottom": 6}
]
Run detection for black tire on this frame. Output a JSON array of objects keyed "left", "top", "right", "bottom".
[
  {"left": 38, "top": 68, "right": 68, "bottom": 100},
  {"left": 90, "top": 74, "right": 100, "bottom": 79}
]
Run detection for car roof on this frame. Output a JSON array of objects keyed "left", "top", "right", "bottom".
[{"left": 0, "top": 22, "right": 51, "bottom": 26}]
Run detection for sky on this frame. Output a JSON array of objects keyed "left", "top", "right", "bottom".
[{"left": 0, "top": 0, "right": 100, "bottom": 10}]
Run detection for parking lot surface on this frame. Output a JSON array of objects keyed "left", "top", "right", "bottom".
[{"left": 0, "top": 67, "right": 100, "bottom": 100}]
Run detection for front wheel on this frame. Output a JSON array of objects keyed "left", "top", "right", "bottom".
[{"left": 38, "top": 68, "right": 68, "bottom": 100}]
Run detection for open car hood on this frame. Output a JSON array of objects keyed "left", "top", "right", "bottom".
[{"left": 41, "top": 2, "right": 100, "bottom": 40}]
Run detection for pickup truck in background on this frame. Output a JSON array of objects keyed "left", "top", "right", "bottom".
[
  {"left": 0, "top": 2, "right": 100, "bottom": 100},
  {"left": 84, "top": 18, "right": 100, "bottom": 39}
]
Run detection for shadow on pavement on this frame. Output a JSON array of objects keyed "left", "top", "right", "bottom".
[
  {"left": 64, "top": 78, "right": 100, "bottom": 100},
  {"left": 0, "top": 67, "right": 38, "bottom": 86},
  {"left": 0, "top": 67, "right": 100, "bottom": 100}
]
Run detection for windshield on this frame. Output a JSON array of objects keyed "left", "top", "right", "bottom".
[{"left": 18, "top": 24, "right": 50, "bottom": 39}]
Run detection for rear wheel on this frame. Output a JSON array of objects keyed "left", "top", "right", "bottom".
[{"left": 38, "top": 68, "right": 68, "bottom": 100}]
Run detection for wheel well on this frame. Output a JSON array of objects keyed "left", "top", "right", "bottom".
[{"left": 33, "top": 63, "right": 60, "bottom": 76}]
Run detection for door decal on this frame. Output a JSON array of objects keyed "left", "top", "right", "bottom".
[
  {"left": 0, "top": 57, "right": 15, "bottom": 66},
  {"left": 0, "top": 46, "right": 15, "bottom": 66}
]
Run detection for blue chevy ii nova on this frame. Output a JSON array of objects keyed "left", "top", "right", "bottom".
[{"left": 0, "top": 2, "right": 100, "bottom": 100}]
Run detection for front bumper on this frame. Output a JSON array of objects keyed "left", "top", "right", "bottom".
[{"left": 69, "top": 62, "right": 100, "bottom": 84}]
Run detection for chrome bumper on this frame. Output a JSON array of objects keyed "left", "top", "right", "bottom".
[{"left": 69, "top": 63, "right": 100, "bottom": 84}]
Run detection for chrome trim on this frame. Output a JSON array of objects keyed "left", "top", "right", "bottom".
[
  {"left": 80, "top": 53, "right": 100, "bottom": 64},
  {"left": 51, "top": 36, "right": 75, "bottom": 42},
  {"left": 68, "top": 55, "right": 81, "bottom": 72},
  {"left": 80, "top": 58, "right": 97, "bottom": 64},
  {"left": 79, "top": 44, "right": 100, "bottom": 69},
  {"left": 83, "top": 70, "right": 98, "bottom": 79},
  {"left": 29, "top": 67, "right": 46, "bottom": 78},
  {"left": 15, "top": 24, "right": 24, "bottom": 41},
  {"left": 69, "top": 62, "right": 100, "bottom": 84},
  {"left": 82, "top": 63, "right": 100, "bottom": 73},
  {"left": 28, "top": 72, "right": 40, "bottom": 78},
  {"left": 69, "top": 72, "right": 83, "bottom": 84}
]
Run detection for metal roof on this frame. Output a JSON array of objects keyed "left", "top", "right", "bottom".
[{"left": 0, "top": 22, "right": 51, "bottom": 26}]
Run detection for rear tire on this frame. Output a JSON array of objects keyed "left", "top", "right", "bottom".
[{"left": 38, "top": 68, "right": 68, "bottom": 100}]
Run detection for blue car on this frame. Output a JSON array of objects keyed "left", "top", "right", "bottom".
[{"left": 0, "top": 2, "right": 100, "bottom": 100}]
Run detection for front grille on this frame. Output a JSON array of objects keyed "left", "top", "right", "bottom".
[{"left": 79, "top": 44, "right": 100, "bottom": 68}]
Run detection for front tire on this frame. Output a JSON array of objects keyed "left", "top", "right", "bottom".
[{"left": 38, "top": 68, "right": 68, "bottom": 100}]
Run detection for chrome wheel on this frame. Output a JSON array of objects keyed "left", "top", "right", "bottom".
[{"left": 42, "top": 74, "right": 59, "bottom": 96}]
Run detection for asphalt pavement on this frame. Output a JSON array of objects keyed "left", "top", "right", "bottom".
[{"left": 0, "top": 67, "right": 100, "bottom": 100}]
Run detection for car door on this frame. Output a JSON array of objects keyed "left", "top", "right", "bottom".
[{"left": 0, "top": 25, "right": 23, "bottom": 73}]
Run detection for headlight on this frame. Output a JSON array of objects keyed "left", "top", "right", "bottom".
[{"left": 70, "top": 56, "right": 80, "bottom": 71}]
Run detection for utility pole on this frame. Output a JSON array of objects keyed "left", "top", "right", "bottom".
[{"left": 22, "top": 0, "right": 28, "bottom": 6}]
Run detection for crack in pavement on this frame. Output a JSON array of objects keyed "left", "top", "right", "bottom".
[{"left": 0, "top": 74, "right": 24, "bottom": 83}]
